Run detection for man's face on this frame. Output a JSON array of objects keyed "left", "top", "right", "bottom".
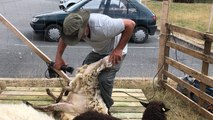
[{"left": 81, "top": 25, "right": 89, "bottom": 40}]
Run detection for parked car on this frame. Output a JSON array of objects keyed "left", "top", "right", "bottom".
[
  {"left": 59, "top": 0, "right": 81, "bottom": 10},
  {"left": 30, "top": 0, "right": 157, "bottom": 43}
]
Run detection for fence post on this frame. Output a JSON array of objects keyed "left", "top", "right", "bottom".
[
  {"left": 199, "top": 40, "right": 212, "bottom": 108},
  {"left": 157, "top": 0, "right": 170, "bottom": 87}
]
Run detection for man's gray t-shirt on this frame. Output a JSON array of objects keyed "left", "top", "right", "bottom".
[{"left": 84, "top": 13, "right": 127, "bottom": 55}]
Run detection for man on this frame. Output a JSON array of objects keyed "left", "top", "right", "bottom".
[{"left": 54, "top": 10, "right": 135, "bottom": 112}]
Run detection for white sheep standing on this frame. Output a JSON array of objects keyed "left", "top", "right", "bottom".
[{"left": 0, "top": 103, "right": 55, "bottom": 120}]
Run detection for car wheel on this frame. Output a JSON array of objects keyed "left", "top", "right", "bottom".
[
  {"left": 44, "top": 24, "right": 62, "bottom": 42},
  {"left": 131, "top": 27, "right": 149, "bottom": 43},
  {"left": 59, "top": 6, "right": 65, "bottom": 10}
]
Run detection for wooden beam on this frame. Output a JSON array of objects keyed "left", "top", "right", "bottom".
[
  {"left": 167, "top": 24, "right": 213, "bottom": 42},
  {"left": 165, "top": 57, "right": 213, "bottom": 87},
  {"left": 166, "top": 41, "right": 213, "bottom": 64},
  {"left": 0, "top": 78, "right": 149, "bottom": 88}
]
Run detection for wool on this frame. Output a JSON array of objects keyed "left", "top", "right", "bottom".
[
  {"left": 0, "top": 103, "right": 55, "bottom": 120},
  {"left": 26, "top": 56, "right": 111, "bottom": 120}
]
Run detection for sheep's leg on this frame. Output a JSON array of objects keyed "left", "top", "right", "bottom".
[
  {"left": 46, "top": 88, "right": 58, "bottom": 101},
  {"left": 25, "top": 101, "right": 76, "bottom": 113},
  {"left": 46, "top": 86, "right": 72, "bottom": 103}
]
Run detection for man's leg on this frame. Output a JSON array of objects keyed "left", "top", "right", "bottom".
[{"left": 98, "top": 58, "right": 124, "bottom": 109}]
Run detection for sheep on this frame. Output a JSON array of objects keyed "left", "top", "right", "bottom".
[
  {"left": 72, "top": 100, "right": 169, "bottom": 120},
  {"left": 140, "top": 100, "right": 170, "bottom": 120},
  {"left": 26, "top": 56, "right": 112, "bottom": 120},
  {"left": 73, "top": 110, "right": 121, "bottom": 120},
  {"left": 0, "top": 103, "right": 55, "bottom": 120}
]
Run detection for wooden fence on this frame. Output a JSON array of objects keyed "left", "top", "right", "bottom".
[{"left": 157, "top": 0, "right": 213, "bottom": 119}]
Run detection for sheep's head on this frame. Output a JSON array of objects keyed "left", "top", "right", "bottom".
[{"left": 140, "top": 100, "right": 170, "bottom": 113}]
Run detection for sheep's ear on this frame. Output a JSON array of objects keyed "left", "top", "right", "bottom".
[
  {"left": 140, "top": 101, "right": 149, "bottom": 108},
  {"left": 162, "top": 107, "right": 170, "bottom": 112}
]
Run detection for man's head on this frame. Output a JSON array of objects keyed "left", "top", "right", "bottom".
[{"left": 62, "top": 10, "right": 90, "bottom": 45}]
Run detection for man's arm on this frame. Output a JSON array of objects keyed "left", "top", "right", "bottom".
[
  {"left": 54, "top": 38, "right": 67, "bottom": 69},
  {"left": 110, "top": 19, "right": 135, "bottom": 65}
]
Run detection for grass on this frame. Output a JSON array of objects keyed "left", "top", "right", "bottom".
[
  {"left": 143, "top": 0, "right": 213, "bottom": 33},
  {"left": 140, "top": 81, "right": 208, "bottom": 120}
]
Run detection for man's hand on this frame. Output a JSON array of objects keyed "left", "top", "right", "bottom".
[
  {"left": 109, "top": 48, "right": 123, "bottom": 65},
  {"left": 54, "top": 58, "right": 66, "bottom": 70}
]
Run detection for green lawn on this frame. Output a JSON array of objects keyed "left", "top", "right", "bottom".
[{"left": 144, "top": 0, "right": 213, "bottom": 33}]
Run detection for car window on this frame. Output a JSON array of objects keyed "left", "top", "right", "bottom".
[
  {"left": 81, "top": 0, "right": 105, "bottom": 13},
  {"left": 107, "top": 0, "right": 138, "bottom": 18},
  {"left": 80, "top": 0, "right": 139, "bottom": 19}
]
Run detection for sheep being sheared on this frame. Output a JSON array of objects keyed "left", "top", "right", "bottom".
[
  {"left": 26, "top": 56, "right": 112, "bottom": 119},
  {"left": 0, "top": 103, "right": 55, "bottom": 120}
]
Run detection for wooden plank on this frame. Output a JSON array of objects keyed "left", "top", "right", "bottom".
[
  {"left": 167, "top": 23, "right": 213, "bottom": 42},
  {"left": 0, "top": 94, "right": 53, "bottom": 101},
  {"left": 110, "top": 106, "right": 144, "bottom": 113},
  {"left": 112, "top": 113, "right": 142, "bottom": 119},
  {"left": 164, "top": 83, "right": 213, "bottom": 120},
  {"left": 113, "top": 88, "right": 143, "bottom": 93},
  {"left": 165, "top": 57, "right": 213, "bottom": 87},
  {"left": 166, "top": 41, "right": 213, "bottom": 64},
  {"left": 113, "top": 101, "right": 143, "bottom": 107},
  {"left": 0, "top": 78, "right": 148, "bottom": 88},
  {"left": 112, "top": 96, "right": 146, "bottom": 102},
  {"left": 5, "top": 87, "right": 62, "bottom": 92},
  {"left": 0, "top": 79, "right": 67, "bottom": 87},
  {"left": 163, "top": 70, "right": 213, "bottom": 104},
  {"left": 4, "top": 87, "right": 143, "bottom": 93},
  {"left": 1, "top": 91, "right": 146, "bottom": 98},
  {"left": 0, "top": 95, "right": 143, "bottom": 102},
  {"left": 0, "top": 100, "right": 53, "bottom": 105}
]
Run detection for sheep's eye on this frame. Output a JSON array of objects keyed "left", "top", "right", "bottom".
[{"left": 162, "top": 107, "right": 166, "bottom": 112}]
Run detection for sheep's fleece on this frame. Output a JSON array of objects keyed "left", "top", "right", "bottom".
[{"left": 0, "top": 103, "right": 55, "bottom": 120}]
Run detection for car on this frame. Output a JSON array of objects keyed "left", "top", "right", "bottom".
[
  {"left": 59, "top": 0, "right": 81, "bottom": 10},
  {"left": 30, "top": 0, "right": 157, "bottom": 43}
]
